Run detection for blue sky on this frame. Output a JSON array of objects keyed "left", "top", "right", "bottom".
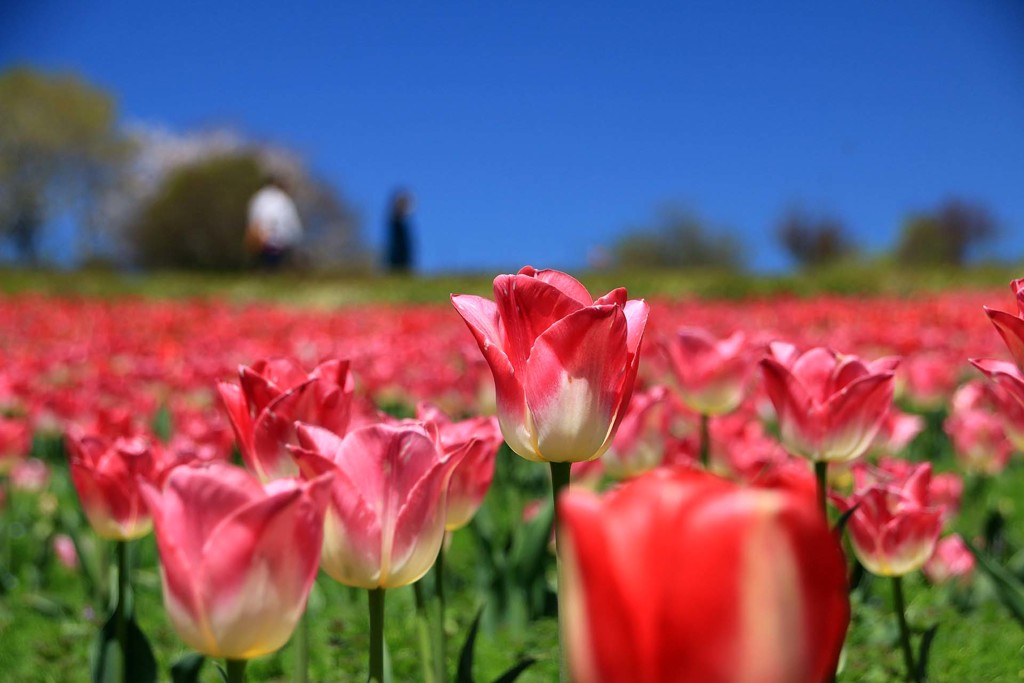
[{"left": 4, "top": 1, "right": 1023, "bottom": 272}]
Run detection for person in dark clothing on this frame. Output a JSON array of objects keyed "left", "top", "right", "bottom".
[{"left": 385, "top": 189, "right": 414, "bottom": 273}]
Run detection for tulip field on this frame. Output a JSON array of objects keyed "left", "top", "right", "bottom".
[{"left": 1, "top": 268, "right": 1023, "bottom": 682}]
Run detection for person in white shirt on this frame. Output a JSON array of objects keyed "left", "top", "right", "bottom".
[{"left": 246, "top": 175, "right": 302, "bottom": 269}]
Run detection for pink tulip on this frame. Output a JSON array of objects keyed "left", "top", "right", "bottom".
[
  {"left": 560, "top": 467, "right": 849, "bottom": 683},
  {"left": 929, "top": 472, "right": 964, "bottom": 523},
  {"left": 416, "top": 403, "right": 504, "bottom": 531},
  {"left": 760, "top": 343, "right": 898, "bottom": 463},
  {"left": 601, "top": 386, "right": 680, "bottom": 479},
  {"left": 898, "top": 352, "right": 961, "bottom": 411},
  {"left": 140, "top": 463, "right": 332, "bottom": 660},
  {"left": 832, "top": 462, "right": 944, "bottom": 576},
  {"left": 872, "top": 409, "right": 925, "bottom": 458},
  {"left": 923, "top": 534, "right": 975, "bottom": 585},
  {"left": 451, "top": 266, "right": 649, "bottom": 463},
  {"left": 944, "top": 381, "right": 1013, "bottom": 475},
  {"left": 11, "top": 457, "right": 49, "bottom": 492},
  {"left": 664, "top": 328, "right": 752, "bottom": 416},
  {"left": 218, "top": 357, "right": 354, "bottom": 482},
  {"left": 291, "top": 422, "right": 464, "bottom": 589},
  {"left": 66, "top": 433, "right": 168, "bottom": 540},
  {"left": 53, "top": 533, "right": 79, "bottom": 571}
]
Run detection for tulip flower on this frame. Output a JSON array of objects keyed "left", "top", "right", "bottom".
[
  {"left": 218, "top": 357, "right": 354, "bottom": 482},
  {"left": 292, "top": 422, "right": 461, "bottom": 589},
  {"left": 292, "top": 421, "right": 464, "bottom": 683},
  {"left": 924, "top": 534, "right": 975, "bottom": 586},
  {"left": 760, "top": 343, "right": 898, "bottom": 515},
  {"left": 140, "top": 462, "right": 332, "bottom": 665},
  {"left": 835, "top": 461, "right": 944, "bottom": 577},
  {"left": 832, "top": 461, "right": 944, "bottom": 681},
  {"left": 944, "top": 381, "right": 1013, "bottom": 475},
  {"left": 66, "top": 433, "right": 167, "bottom": 541},
  {"left": 559, "top": 467, "right": 849, "bottom": 683},
  {"left": 451, "top": 266, "right": 649, "bottom": 464},
  {"left": 664, "top": 327, "right": 752, "bottom": 416},
  {"left": 760, "top": 343, "right": 899, "bottom": 465},
  {"left": 453, "top": 266, "right": 649, "bottom": 680},
  {"left": 601, "top": 386, "right": 679, "bottom": 479}
]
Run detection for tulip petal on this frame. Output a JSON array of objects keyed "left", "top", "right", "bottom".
[
  {"left": 494, "top": 273, "right": 588, "bottom": 375},
  {"left": 523, "top": 266, "right": 594, "bottom": 306},
  {"left": 985, "top": 307, "right": 1024, "bottom": 369},
  {"left": 525, "top": 305, "right": 628, "bottom": 462},
  {"left": 822, "top": 373, "right": 894, "bottom": 462},
  {"left": 217, "top": 382, "right": 254, "bottom": 461},
  {"left": 760, "top": 357, "right": 821, "bottom": 459},
  {"left": 201, "top": 482, "right": 327, "bottom": 659}
]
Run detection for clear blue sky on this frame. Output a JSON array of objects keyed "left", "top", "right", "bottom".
[{"left": 4, "top": 1, "right": 1023, "bottom": 272}]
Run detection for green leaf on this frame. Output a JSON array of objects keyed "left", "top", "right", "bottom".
[
  {"left": 90, "top": 608, "right": 158, "bottom": 683},
  {"left": 455, "top": 608, "right": 484, "bottom": 683},
  {"left": 171, "top": 653, "right": 206, "bottom": 683},
  {"left": 508, "top": 500, "right": 553, "bottom": 583},
  {"left": 833, "top": 502, "right": 859, "bottom": 536},
  {"left": 491, "top": 657, "right": 536, "bottom": 683},
  {"left": 916, "top": 624, "right": 938, "bottom": 683},
  {"left": 152, "top": 405, "right": 173, "bottom": 442},
  {"left": 966, "top": 539, "right": 1024, "bottom": 628},
  {"left": 454, "top": 606, "right": 536, "bottom": 683}
]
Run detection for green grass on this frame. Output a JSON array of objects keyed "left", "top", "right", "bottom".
[{"left": 0, "top": 261, "right": 1020, "bottom": 307}]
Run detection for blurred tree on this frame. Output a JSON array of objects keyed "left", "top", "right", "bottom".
[
  {"left": 895, "top": 199, "right": 997, "bottom": 266},
  {"left": 777, "top": 207, "right": 856, "bottom": 268},
  {"left": 0, "top": 66, "right": 127, "bottom": 263},
  {"left": 613, "top": 206, "right": 745, "bottom": 270},
  {"left": 127, "top": 154, "right": 263, "bottom": 270},
  {"left": 114, "top": 126, "right": 365, "bottom": 271}
]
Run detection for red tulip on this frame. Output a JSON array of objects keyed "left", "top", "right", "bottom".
[
  {"left": 66, "top": 433, "right": 168, "bottom": 540},
  {"left": 218, "top": 357, "right": 354, "bottom": 482},
  {"left": 291, "top": 421, "right": 464, "bottom": 589},
  {"left": 664, "top": 327, "right": 752, "bottom": 416},
  {"left": 560, "top": 467, "right": 849, "bottom": 683},
  {"left": 451, "top": 266, "right": 649, "bottom": 463},
  {"left": 140, "top": 463, "right": 332, "bottom": 660},
  {"left": 0, "top": 416, "right": 30, "bottom": 474},
  {"left": 416, "top": 403, "right": 504, "bottom": 531},
  {"left": 832, "top": 462, "right": 943, "bottom": 577},
  {"left": 760, "top": 343, "right": 898, "bottom": 463}
]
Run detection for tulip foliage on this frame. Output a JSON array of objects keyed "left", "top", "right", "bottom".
[{"left": 0, "top": 270, "right": 1021, "bottom": 681}]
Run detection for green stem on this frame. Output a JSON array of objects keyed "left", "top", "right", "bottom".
[
  {"left": 0, "top": 475, "right": 10, "bottom": 581},
  {"left": 368, "top": 588, "right": 386, "bottom": 683},
  {"left": 699, "top": 413, "right": 711, "bottom": 469},
  {"left": 814, "top": 461, "right": 829, "bottom": 521},
  {"left": 434, "top": 538, "right": 448, "bottom": 683},
  {"left": 226, "top": 658, "right": 248, "bottom": 683},
  {"left": 549, "top": 461, "right": 572, "bottom": 683},
  {"left": 413, "top": 582, "right": 436, "bottom": 683},
  {"left": 892, "top": 575, "right": 919, "bottom": 683},
  {"left": 116, "top": 540, "right": 128, "bottom": 683},
  {"left": 294, "top": 605, "right": 309, "bottom": 683}
]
